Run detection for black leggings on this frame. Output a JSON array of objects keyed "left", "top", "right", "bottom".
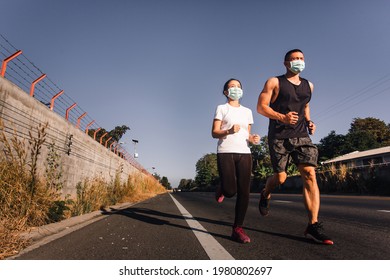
[{"left": 217, "top": 153, "right": 252, "bottom": 227}]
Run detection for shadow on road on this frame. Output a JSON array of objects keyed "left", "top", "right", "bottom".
[
  {"left": 103, "top": 207, "right": 233, "bottom": 241},
  {"left": 102, "top": 206, "right": 313, "bottom": 244}
]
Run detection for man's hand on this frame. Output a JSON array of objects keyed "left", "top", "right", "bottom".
[
  {"left": 307, "top": 120, "right": 316, "bottom": 135},
  {"left": 283, "top": 111, "right": 299, "bottom": 125}
]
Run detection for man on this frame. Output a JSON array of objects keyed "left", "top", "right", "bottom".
[{"left": 256, "top": 49, "right": 333, "bottom": 245}]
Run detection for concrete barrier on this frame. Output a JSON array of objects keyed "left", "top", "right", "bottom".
[{"left": 0, "top": 76, "right": 146, "bottom": 197}]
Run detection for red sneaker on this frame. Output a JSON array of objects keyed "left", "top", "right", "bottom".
[
  {"left": 215, "top": 187, "right": 224, "bottom": 203},
  {"left": 231, "top": 226, "right": 250, "bottom": 243},
  {"left": 304, "top": 222, "right": 334, "bottom": 245}
]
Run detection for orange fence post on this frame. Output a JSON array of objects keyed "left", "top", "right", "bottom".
[
  {"left": 50, "top": 90, "right": 64, "bottom": 111},
  {"left": 76, "top": 112, "right": 87, "bottom": 129},
  {"left": 65, "top": 103, "right": 77, "bottom": 120},
  {"left": 93, "top": 128, "right": 101, "bottom": 140},
  {"left": 30, "top": 74, "right": 46, "bottom": 97},
  {"left": 105, "top": 137, "right": 112, "bottom": 148},
  {"left": 110, "top": 141, "right": 116, "bottom": 151},
  {"left": 85, "top": 120, "right": 95, "bottom": 134},
  {"left": 100, "top": 132, "right": 108, "bottom": 144},
  {"left": 1, "top": 50, "right": 22, "bottom": 77}
]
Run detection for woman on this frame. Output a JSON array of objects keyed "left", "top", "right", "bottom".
[{"left": 212, "top": 78, "right": 260, "bottom": 243}]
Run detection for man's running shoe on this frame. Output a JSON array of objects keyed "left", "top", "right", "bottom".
[
  {"left": 215, "top": 186, "right": 224, "bottom": 203},
  {"left": 304, "top": 222, "right": 334, "bottom": 245},
  {"left": 258, "top": 189, "right": 270, "bottom": 216},
  {"left": 231, "top": 226, "right": 250, "bottom": 243}
]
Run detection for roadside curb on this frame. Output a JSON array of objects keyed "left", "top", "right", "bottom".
[{"left": 21, "top": 202, "right": 135, "bottom": 243}]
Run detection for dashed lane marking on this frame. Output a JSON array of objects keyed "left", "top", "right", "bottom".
[
  {"left": 169, "top": 194, "right": 234, "bottom": 260},
  {"left": 273, "top": 200, "right": 293, "bottom": 203},
  {"left": 377, "top": 210, "right": 390, "bottom": 213}
]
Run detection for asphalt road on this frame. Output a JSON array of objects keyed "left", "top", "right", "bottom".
[{"left": 13, "top": 192, "right": 390, "bottom": 260}]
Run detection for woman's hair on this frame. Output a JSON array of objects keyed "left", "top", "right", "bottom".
[{"left": 223, "top": 78, "right": 242, "bottom": 95}]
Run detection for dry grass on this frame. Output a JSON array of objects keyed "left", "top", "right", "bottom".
[
  {"left": 71, "top": 171, "right": 166, "bottom": 216},
  {"left": 122, "top": 172, "right": 166, "bottom": 203},
  {"left": 0, "top": 121, "right": 166, "bottom": 259},
  {"left": 318, "top": 162, "right": 385, "bottom": 194},
  {"left": 0, "top": 122, "right": 56, "bottom": 259}
]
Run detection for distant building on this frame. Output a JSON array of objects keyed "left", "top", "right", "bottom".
[{"left": 322, "top": 146, "right": 390, "bottom": 168}]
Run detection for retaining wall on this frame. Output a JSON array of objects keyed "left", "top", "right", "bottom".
[{"left": 0, "top": 76, "right": 146, "bottom": 198}]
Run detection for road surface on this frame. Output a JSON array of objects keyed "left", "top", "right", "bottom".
[{"left": 13, "top": 192, "right": 390, "bottom": 260}]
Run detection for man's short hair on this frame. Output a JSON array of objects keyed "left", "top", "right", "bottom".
[{"left": 284, "top": 49, "right": 303, "bottom": 61}]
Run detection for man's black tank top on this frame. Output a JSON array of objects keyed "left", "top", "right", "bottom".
[{"left": 268, "top": 75, "right": 311, "bottom": 139}]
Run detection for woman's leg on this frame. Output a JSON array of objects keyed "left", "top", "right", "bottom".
[
  {"left": 233, "top": 154, "right": 252, "bottom": 226},
  {"left": 217, "top": 153, "right": 238, "bottom": 198}
]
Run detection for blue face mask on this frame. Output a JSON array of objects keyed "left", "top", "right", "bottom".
[
  {"left": 289, "top": 60, "right": 305, "bottom": 74},
  {"left": 227, "top": 87, "right": 243, "bottom": 100}
]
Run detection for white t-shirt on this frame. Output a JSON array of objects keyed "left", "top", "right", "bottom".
[{"left": 214, "top": 103, "right": 254, "bottom": 154}]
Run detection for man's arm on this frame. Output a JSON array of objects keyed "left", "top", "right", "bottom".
[
  {"left": 304, "top": 81, "right": 315, "bottom": 121},
  {"left": 257, "top": 77, "right": 298, "bottom": 125},
  {"left": 305, "top": 81, "right": 316, "bottom": 134}
]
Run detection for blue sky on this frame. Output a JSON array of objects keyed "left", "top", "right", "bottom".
[{"left": 1, "top": 0, "right": 390, "bottom": 187}]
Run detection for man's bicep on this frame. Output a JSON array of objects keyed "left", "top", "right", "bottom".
[{"left": 260, "top": 78, "right": 278, "bottom": 103}]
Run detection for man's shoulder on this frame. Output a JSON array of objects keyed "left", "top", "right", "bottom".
[
  {"left": 299, "top": 76, "right": 310, "bottom": 82},
  {"left": 269, "top": 75, "right": 283, "bottom": 81},
  {"left": 300, "top": 77, "right": 314, "bottom": 89},
  {"left": 265, "top": 76, "right": 280, "bottom": 85}
]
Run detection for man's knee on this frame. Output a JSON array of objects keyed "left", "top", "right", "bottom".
[
  {"left": 269, "top": 172, "right": 287, "bottom": 185},
  {"left": 299, "top": 165, "right": 315, "bottom": 177},
  {"left": 299, "top": 165, "right": 317, "bottom": 186}
]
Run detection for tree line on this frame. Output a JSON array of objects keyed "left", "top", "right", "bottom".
[{"left": 178, "top": 117, "right": 390, "bottom": 191}]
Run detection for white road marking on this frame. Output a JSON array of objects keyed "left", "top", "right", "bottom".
[
  {"left": 169, "top": 194, "right": 234, "bottom": 260},
  {"left": 273, "top": 200, "right": 293, "bottom": 203},
  {"left": 377, "top": 210, "right": 390, "bottom": 213}
]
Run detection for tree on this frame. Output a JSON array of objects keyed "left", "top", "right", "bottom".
[
  {"left": 317, "top": 117, "right": 390, "bottom": 161},
  {"left": 250, "top": 136, "right": 273, "bottom": 181},
  {"left": 109, "top": 125, "right": 131, "bottom": 142},
  {"left": 160, "top": 176, "right": 171, "bottom": 190},
  {"left": 343, "top": 130, "right": 380, "bottom": 153},
  {"left": 317, "top": 130, "right": 347, "bottom": 161},
  {"left": 195, "top": 153, "right": 218, "bottom": 188},
  {"left": 178, "top": 178, "right": 194, "bottom": 191},
  {"left": 348, "top": 117, "right": 390, "bottom": 146},
  {"left": 88, "top": 125, "right": 130, "bottom": 146}
]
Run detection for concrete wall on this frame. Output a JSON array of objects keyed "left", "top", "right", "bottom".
[{"left": 0, "top": 76, "right": 146, "bottom": 197}]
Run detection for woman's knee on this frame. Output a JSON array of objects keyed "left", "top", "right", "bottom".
[{"left": 223, "top": 189, "right": 236, "bottom": 198}]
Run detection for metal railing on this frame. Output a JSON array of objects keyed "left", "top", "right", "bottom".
[{"left": 0, "top": 34, "right": 148, "bottom": 174}]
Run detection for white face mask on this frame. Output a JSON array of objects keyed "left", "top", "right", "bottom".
[
  {"left": 289, "top": 60, "right": 305, "bottom": 74},
  {"left": 227, "top": 87, "right": 243, "bottom": 100}
]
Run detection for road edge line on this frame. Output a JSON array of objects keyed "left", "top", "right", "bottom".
[{"left": 169, "top": 193, "right": 234, "bottom": 260}]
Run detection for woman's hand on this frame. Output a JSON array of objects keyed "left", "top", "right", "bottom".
[
  {"left": 229, "top": 124, "right": 241, "bottom": 134},
  {"left": 250, "top": 134, "right": 260, "bottom": 144}
]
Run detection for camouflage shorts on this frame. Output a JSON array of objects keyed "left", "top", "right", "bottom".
[{"left": 268, "top": 137, "right": 318, "bottom": 173}]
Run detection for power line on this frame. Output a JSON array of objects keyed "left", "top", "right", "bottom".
[{"left": 312, "top": 73, "right": 390, "bottom": 124}]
